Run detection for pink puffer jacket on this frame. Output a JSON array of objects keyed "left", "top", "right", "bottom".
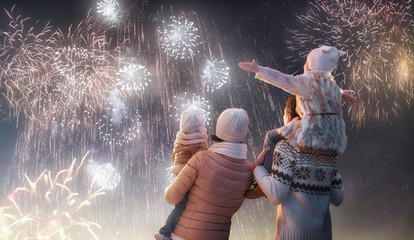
[{"left": 165, "top": 150, "right": 253, "bottom": 240}]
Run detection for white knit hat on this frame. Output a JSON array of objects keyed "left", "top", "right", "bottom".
[
  {"left": 306, "top": 45, "right": 346, "bottom": 73},
  {"left": 180, "top": 108, "right": 205, "bottom": 134},
  {"left": 216, "top": 108, "right": 249, "bottom": 143}
]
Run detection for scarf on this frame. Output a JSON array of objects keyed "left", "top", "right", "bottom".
[
  {"left": 175, "top": 129, "right": 208, "bottom": 145},
  {"left": 209, "top": 141, "right": 247, "bottom": 160}
]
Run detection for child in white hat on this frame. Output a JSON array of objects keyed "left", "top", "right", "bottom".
[
  {"left": 239, "top": 45, "right": 356, "bottom": 154},
  {"left": 155, "top": 108, "right": 208, "bottom": 240}
]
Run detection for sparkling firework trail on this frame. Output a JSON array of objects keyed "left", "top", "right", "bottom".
[
  {"left": 201, "top": 59, "right": 230, "bottom": 92},
  {"left": 96, "top": 109, "right": 141, "bottom": 147},
  {"left": 0, "top": 7, "right": 57, "bottom": 119},
  {"left": 52, "top": 44, "right": 110, "bottom": 108},
  {"left": 116, "top": 63, "right": 152, "bottom": 93},
  {"left": 286, "top": 0, "right": 414, "bottom": 126},
  {"left": 0, "top": 153, "right": 104, "bottom": 239},
  {"left": 159, "top": 15, "right": 201, "bottom": 60}
]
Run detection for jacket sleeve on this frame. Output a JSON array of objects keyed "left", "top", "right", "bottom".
[
  {"left": 171, "top": 144, "right": 178, "bottom": 164},
  {"left": 255, "top": 66, "right": 306, "bottom": 97},
  {"left": 263, "top": 129, "right": 284, "bottom": 149},
  {"left": 262, "top": 129, "right": 285, "bottom": 173},
  {"left": 254, "top": 148, "right": 293, "bottom": 206},
  {"left": 330, "top": 170, "right": 344, "bottom": 206},
  {"left": 165, "top": 151, "right": 201, "bottom": 205}
]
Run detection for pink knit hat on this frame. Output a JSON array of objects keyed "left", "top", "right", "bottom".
[
  {"left": 306, "top": 45, "right": 346, "bottom": 73},
  {"left": 179, "top": 108, "right": 206, "bottom": 134},
  {"left": 215, "top": 108, "right": 249, "bottom": 143}
]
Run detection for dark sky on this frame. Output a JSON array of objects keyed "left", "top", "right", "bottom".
[{"left": 0, "top": 0, "right": 413, "bottom": 239}]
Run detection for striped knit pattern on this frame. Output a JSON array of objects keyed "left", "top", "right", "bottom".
[{"left": 270, "top": 140, "right": 341, "bottom": 195}]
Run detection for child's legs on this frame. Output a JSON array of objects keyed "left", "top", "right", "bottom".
[{"left": 159, "top": 194, "right": 188, "bottom": 237}]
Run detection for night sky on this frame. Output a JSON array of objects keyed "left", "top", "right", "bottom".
[{"left": 0, "top": 0, "right": 413, "bottom": 239}]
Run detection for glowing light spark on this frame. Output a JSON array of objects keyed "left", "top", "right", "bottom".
[
  {"left": 160, "top": 15, "right": 201, "bottom": 59},
  {"left": 97, "top": 0, "right": 121, "bottom": 24},
  {"left": 286, "top": 0, "right": 414, "bottom": 126},
  {"left": 395, "top": 53, "right": 413, "bottom": 84},
  {"left": 0, "top": 153, "right": 103, "bottom": 239},
  {"left": 202, "top": 59, "right": 230, "bottom": 92},
  {"left": 97, "top": 109, "right": 141, "bottom": 146},
  {"left": 108, "top": 88, "right": 126, "bottom": 125},
  {"left": 170, "top": 93, "right": 211, "bottom": 124},
  {"left": 87, "top": 160, "right": 121, "bottom": 190},
  {"left": 116, "top": 63, "right": 152, "bottom": 93}
]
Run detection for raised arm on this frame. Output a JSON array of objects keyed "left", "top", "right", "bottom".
[
  {"left": 239, "top": 60, "right": 305, "bottom": 97},
  {"left": 341, "top": 89, "right": 357, "bottom": 104}
]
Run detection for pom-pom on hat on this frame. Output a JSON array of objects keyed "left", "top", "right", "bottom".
[
  {"left": 306, "top": 45, "right": 346, "bottom": 73},
  {"left": 180, "top": 108, "right": 205, "bottom": 134},
  {"left": 215, "top": 108, "right": 249, "bottom": 143}
]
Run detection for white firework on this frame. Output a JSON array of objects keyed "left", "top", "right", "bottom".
[
  {"left": 202, "top": 59, "right": 230, "bottom": 92},
  {"left": 52, "top": 45, "right": 107, "bottom": 106},
  {"left": 87, "top": 160, "right": 121, "bottom": 190},
  {"left": 116, "top": 64, "right": 151, "bottom": 93},
  {"left": 171, "top": 93, "right": 211, "bottom": 124},
  {"left": 96, "top": 110, "right": 141, "bottom": 146},
  {"left": 160, "top": 15, "right": 201, "bottom": 59},
  {"left": 97, "top": 0, "right": 121, "bottom": 24}
]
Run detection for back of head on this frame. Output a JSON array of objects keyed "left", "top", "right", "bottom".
[
  {"left": 180, "top": 108, "right": 205, "bottom": 134},
  {"left": 285, "top": 95, "right": 300, "bottom": 119},
  {"left": 216, "top": 108, "right": 249, "bottom": 143},
  {"left": 306, "top": 45, "right": 346, "bottom": 73}
]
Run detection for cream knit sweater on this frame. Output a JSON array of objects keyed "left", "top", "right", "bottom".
[{"left": 254, "top": 140, "right": 344, "bottom": 240}]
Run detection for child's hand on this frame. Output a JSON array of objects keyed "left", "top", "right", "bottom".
[
  {"left": 254, "top": 147, "right": 271, "bottom": 168},
  {"left": 238, "top": 59, "right": 259, "bottom": 73},
  {"left": 341, "top": 90, "right": 357, "bottom": 104}
]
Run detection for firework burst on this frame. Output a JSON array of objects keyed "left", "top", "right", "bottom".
[
  {"left": 0, "top": 7, "right": 58, "bottom": 119},
  {"left": 201, "top": 59, "right": 230, "bottom": 92},
  {"left": 52, "top": 44, "right": 110, "bottom": 107},
  {"left": 116, "top": 63, "right": 152, "bottom": 93},
  {"left": 286, "top": 0, "right": 414, "bottom": 126},
  {"left": 159, "top": 15, "right": 201, "bottom": 60},
  {"left": 97, "top": 0, "right": 121, "bottom": 25},
  {"left": 96, "top": 108, "right": 141, "bottom": 147},
  {"left": 86, "top": 160, "right": 121, "bottom": 191},
  {"left": 170, "top": 93, "right": 211, "bottom": 124},
  {"left": 0, "top": 153, "right": 104, "bottom": 239}
]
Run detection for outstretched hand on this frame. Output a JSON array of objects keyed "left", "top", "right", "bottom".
[
  {"left": 254, "top": 147, "right": 271, "bottom": 168},
  {"left": 341, "top": 90, "right": 357, "bottom": 104},
  {"left": 238, "top": 59, "right": 259, "bottom": 73}
]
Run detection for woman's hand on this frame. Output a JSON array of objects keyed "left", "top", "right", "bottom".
[
  {"left": 238, "top": 59, "right": 259, "bottom": 73},
  {"left": 254, "top": 147, "right": 270, "bottom": 168},
  {"left": 341, "top": 90, "right": 357, "bottom": 104}
]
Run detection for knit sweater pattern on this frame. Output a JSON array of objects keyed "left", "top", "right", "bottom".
[{"left": 254, "top": 140, "right": 344, "bottom": 240}]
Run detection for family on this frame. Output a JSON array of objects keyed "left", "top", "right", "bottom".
[{"left": 154, "top": 45, "right": 356, "bottom": 240}]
